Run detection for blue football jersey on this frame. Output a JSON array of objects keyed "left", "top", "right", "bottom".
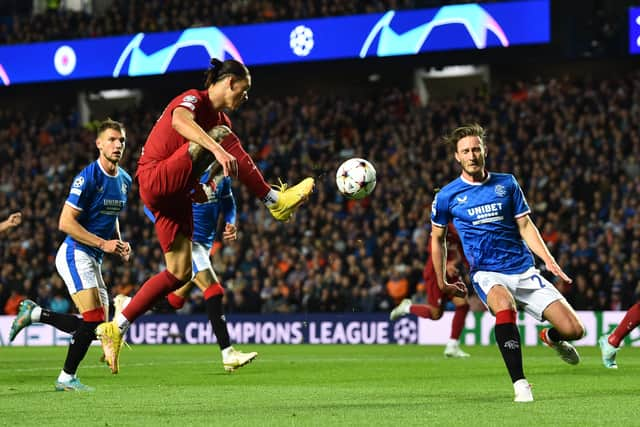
[
  {"left": 64, "top": 161, "right": 132, "bottom": 261},
  {"left": 192, "top": 176, "right": 236, "bottom": 248},
  {"left": 431, "top": 172, "right": 533, "bottom": 274}
]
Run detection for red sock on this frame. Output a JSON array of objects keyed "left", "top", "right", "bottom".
[
  {"left": 609, "top": 303, "right": 640, "bottom": 347},
  {"left": 495, "top": 309, "right": 516, "bottom": 325},
  {"left": 410, "top": 304, "right": 434, "bottom": 319},
  {"left": 203, "top": 283, "right": 224, "bottom": 300},
  {"left": 221, "top": 134, "right": 270, "bottom": 199},
  {"left": 82, "top": 307, "right": 105, "bottom": 322},
  {"left": 450, "top": 304, "right": 470, "bottom": 339},
  {"left": 167, "top": 292, "right": 186, "bottom": 309},
  {"left": 122, "top": 270, "right": 186, "bottom": 322}
]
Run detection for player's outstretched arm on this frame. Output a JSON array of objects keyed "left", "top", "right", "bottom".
[
  {"left": 59, "top": 204, "right": 128, "bottom": 257},
  {"left": 516, "top": 215, "right": 572, "bottom": 284},
  {"left": 0, "top": 212, "right": 22, "bottom": 233}
]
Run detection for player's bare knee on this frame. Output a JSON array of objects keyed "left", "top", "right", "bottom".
[
  {"left": 207, "top": 125, "right": 232, "bottom": 143},
  {"left": 570, "top": 322, "right": 586, "bottom": 340},
  {"left": 187, "top": 141, "right": 205, "bottom": 159},
  {"left": 432, "top": 309, "right": 444, "bottom": 320},
  {"left": 487, "top": 285, "right": 515, "bottom": 312}
]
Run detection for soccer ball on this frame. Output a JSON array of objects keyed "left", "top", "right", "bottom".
[{"left": 335, "top": 158, "right": 377, "bottom": 200}]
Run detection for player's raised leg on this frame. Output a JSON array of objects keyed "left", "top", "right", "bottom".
[{"left": 209, "top": 128, "right": 314, "bottom": 221}]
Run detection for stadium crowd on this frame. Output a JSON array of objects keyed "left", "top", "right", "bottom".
[
  {"left": 0, "top": 69, "right": 638, "bottom": 316},
  {"left": 0, "top": 0, "right": 477, "bottom": 44}
]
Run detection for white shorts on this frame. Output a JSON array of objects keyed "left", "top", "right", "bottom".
[
  {"left": 472, "top": 267, "right": 564, "bottom": 321},
  {"left": 55, "top": 242, "right": 106, "bottom": 296},
  {"left": 192, "top": 242, "right": 212, "bottom": 274}
]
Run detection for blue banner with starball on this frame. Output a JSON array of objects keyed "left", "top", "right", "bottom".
[
  {"left": 629, "top": 7, "right": 640, "bottom": 54},
  {"left": 0, "top": 0, "right": 549, "bottom": 86}
]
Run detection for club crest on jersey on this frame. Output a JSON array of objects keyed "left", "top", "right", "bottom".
[
  {"left": 121, "top": 183, "right": 127, "bottom": 194},
  {"left": 72, "top": 176, "right": 84, "bottom": 188},
  {"left": 494, "top": 185, "right": 507, "bottom": 197}
]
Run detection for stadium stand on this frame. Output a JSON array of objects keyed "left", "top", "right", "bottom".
[{"left": 0, "top": 68, "right": 638, "bottom": 315}]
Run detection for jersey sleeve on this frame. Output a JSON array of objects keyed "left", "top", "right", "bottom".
[
  {"left": 430, "top": 190, "right": 450, "bottom": 228},
  {"left": 511, "top": 175, "right": 531, "bottom": 218},
  {"left": 172, "top": 90, "right": 203, "bottom": 114},
  {"left": 65, "top": 170, "right": 92, "bottom": 211}
]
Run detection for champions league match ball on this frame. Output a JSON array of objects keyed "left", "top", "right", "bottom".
[{"left": 335, "top": 158, "right": 377, "bottom": 200}]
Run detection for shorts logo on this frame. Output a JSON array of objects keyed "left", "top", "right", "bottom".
[
  {"left": 72, "top": 177, "right": 84, "bottom": 188},
  {"left": 494, "top": 185, "right": 506, "bottom": 197}
]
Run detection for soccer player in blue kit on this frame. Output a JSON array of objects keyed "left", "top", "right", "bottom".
[
  {"left": 141, "top": 167, "right": 257, "bottom": 372},
  {"left": 430, "top": 124, "right": 585, "bottom": 402},
  {"left": 9, "top": 119, "right": 132, "bottom": 391}
]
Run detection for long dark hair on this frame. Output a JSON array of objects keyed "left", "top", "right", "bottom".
[{"left": 204, "top": 58, "right": 249, "bottom": 88}]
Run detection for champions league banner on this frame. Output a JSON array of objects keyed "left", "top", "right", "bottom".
[
  {"left": 0, "top": 0, "right": 549, "bottom": 86},
  {"left": 1, "top": 311, "right": 639, "bottom": 347}
]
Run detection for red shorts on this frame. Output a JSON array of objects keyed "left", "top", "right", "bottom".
[{"left": 138, "top": 144, "right": 195, "bottom": 253}]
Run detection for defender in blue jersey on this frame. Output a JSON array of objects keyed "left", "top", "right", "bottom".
[
  {"left": 9, "top": 119, "right": 132, "bottom": 391},
  {"left": 431, "top": 124, "right": 585, "bottom": 402},
  {"left": 141, "top": 169, "right": 257, "bottom": 371}
]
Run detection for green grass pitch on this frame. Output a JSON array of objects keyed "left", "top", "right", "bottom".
[{"left": 1, "top": 344, "right": 638, "bottom": 426}]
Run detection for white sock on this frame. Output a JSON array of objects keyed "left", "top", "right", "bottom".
[
  {"left": 263, "top": 189, "right": 279, "bottom": 207},
  {"left": 447, "top": 338, "right": 460, "bottom": 346},
  {"left": 31, "top": 306, "right": 42, "bottom": 323},
  {"left": 221, "top": 346, "right": 233, "bottom": 359},
  {"left": 57, "top": 370, "right": 74, "bottom": 383},
  {"left": 116, "top": 312, "right": 130, "bottom": 334}
]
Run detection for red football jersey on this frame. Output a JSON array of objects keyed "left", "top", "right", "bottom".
[{"left": 138, "top": 89, "right": 232, "bottom": 172}]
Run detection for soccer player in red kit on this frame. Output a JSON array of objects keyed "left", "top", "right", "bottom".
[
  {"left": 96, "top": 59, "right": 314, "bottom": 373},
  {"left": 390, "top": 223, "right": 472, "bottom": 358},
  {"left": 599, "top": 302, "right": 640, "bottom": 368}
]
